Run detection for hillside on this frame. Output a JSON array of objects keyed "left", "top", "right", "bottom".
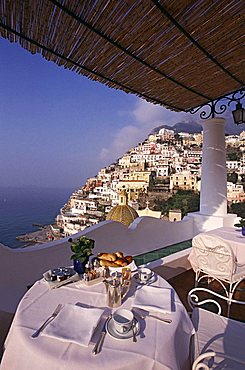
[{"left": 151, "top": 119, "right": 244, "bottom": 135}]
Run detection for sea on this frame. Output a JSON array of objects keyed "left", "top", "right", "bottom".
[{"left": 0, "top": 186, "right": 73, "bottom": 248}]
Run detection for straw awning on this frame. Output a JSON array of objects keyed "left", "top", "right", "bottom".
[{"left": 0, "top": 0, "right": 244, "bottom": 112}]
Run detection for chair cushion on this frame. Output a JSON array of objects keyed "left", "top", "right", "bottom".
[
  {"left": 191, "top": 234, "right": 236, "bottom": 281},
  {"left": 232, "top": 264, "right": 245, "bottom": 283},
  {"left": 192, "top": 308, "right": 245, "bottom": 369}
]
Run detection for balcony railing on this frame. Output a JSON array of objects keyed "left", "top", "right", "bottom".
[{"left": 0, "top": 216, "right": 194, "bottom": 314}]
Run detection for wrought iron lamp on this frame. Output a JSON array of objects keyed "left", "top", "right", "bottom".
[
  {"left": 187, "top": 87, "right": 245, "bottom": 125},
  {"left": 232, "top": 102, "right": 245, "bottom": 125}
]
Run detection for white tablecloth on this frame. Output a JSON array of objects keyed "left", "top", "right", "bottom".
[
  {"left": 1, "top": 274, "right": 194, "bottom": 370},
  {"left": 188, "top": 227, "right": 245, "bottom": 268}
]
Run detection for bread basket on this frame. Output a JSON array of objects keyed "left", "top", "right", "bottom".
[{"left": 108, "top": 260, "right": 137, "bottom": 273}]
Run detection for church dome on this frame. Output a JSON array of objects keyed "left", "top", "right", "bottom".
[{"left": 106, "top": 190, "right": 139, "bottom": 227}]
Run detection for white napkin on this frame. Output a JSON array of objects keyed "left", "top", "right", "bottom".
[
  {"left": 133, "top": 286, "right": 172, "bottom": 313},
  {"left": 42, "top": 304, "right": 104, "bottom": 346}
]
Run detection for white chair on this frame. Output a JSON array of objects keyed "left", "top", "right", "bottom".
[
  {"left": 188, "top": 288, "right": 245, "bottom": 370},
  {"left": 189, "top": 233, "right": 245, "bottom": 316},
  {"left": 191, "top": 307, "right": 245, "bottom": 370}
]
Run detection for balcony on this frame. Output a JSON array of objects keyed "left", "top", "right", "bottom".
[
  {"left": 0, "top": 0, "right": 244, "bottom": 366},
  {"left": 1, "top": 213, "right": 244, "bottom": 361}
]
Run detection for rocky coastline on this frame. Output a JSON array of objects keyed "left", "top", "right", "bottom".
[{"left": 16, "top": 224, "right": 59, "bottom": 247}]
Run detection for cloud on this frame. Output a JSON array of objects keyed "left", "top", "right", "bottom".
[
  {"left": 132, "top": 100, "right": 167, "bottom": 124},
  {"left": 132, "top": 99, "right": 185, "bottom": 126},
  {"left": 99, "top": 125, "right": 141, "bottom": 161},
  {"left": 99, "top": 96, "right": 245, "bottom": 164},
  {"left": 98, "top": 98, "right": 187, "bottom": 163}
]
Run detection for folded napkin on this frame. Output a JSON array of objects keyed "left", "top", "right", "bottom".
[
  {"left": 42, "top": 303, "right": 104, "bottom": 346},
  {"left": 133, "top": 286, "right": 172, "bottom": 314}
]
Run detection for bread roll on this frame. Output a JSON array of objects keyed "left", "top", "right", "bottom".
[
  {"left": 99, "top": 259, "right": 119, "bottom": 267},
  {"left": 115, "top": 251, "right": 124, "bottom": 258},
  {"left": 114, "top": 258, "right": 128, "bottom": 267},
  {"left": 125, "top": 255, "right": 133, "bottom": 264},
  {"left": 97, "top": 253, "right": 117, "bottom": 262}
]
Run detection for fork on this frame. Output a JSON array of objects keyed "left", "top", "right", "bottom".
[{"left": 32, "top": 304, "right": 62, "bottom": 338}]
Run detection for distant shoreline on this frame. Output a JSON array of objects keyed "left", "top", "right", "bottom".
[{"left": 0, "top": 187, "right": 73, "bottom": 249}]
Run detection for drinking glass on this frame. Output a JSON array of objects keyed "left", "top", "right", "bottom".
[{"left": 122, "top": 268, "right": 131, "bottom": 281}]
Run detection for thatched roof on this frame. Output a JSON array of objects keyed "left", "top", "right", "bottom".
[{"left": 0, "top": 0, "right": 244, "bottom": 111}]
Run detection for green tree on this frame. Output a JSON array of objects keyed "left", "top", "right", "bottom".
[
  {"left": 227, "top": 171, "right": 238, "bottom": 184},
  {"left": 241, "top": 174, "right": 245, "bottom": 190},
  {"left": 227, "top": 149, "right": 242, "bottom": 161},
  {"left": 229, "top": 202, "right": 245, "bottom": 218},
  {"left": 154, "top": 190, "right": 200, "bottom": 216}
]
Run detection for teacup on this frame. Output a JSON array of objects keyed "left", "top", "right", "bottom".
[
  {"left": 112, "top": 308, "right": 134, "bottom": 334},
  {"left": 138, "top": 267, "right": 152, "bottom": 283}
]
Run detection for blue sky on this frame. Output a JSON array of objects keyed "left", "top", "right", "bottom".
[
  {"left": 0, "top": 37, "right": 187, "bottom": 190},
  {"left": 0, "top": 37, "right": 241, "bottom": 190}
]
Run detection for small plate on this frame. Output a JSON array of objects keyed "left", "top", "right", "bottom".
[
  {"left": 134, "top": 272, "right": 156, "bottom": 286},
  {"left": 106, "top": 317, "right": 140, "bottom": 340},
  {"left": 43, "top": 267, "right": 80, "bottom": 289}
]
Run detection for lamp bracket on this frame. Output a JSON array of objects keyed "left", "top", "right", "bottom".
[{"left": 186, "top": 87, "right": 245, "bottom": 120}]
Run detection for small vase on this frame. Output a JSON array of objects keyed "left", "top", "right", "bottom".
[
  {"left": 73, "top": 259, "right": 87, "bottom": 274},
  {"left": 242, "top": 227, "right": 245, "bottom": 237}
]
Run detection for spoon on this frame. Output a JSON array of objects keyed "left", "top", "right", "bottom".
[{"left": 131, "top": 320, "right": 137, "bottom": 343}]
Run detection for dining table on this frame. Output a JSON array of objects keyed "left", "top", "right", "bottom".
[{"left": 0, "top": 268, "right": 194, "bottom": 370}]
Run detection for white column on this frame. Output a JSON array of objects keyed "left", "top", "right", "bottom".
[{"left": 200, "top": 117, "right": 227, "bottom": 216}]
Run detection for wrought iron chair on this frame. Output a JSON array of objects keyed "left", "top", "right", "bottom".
[
  {"left": 188, "top": 288, "right": 245, "bottom": 370},
  {"left": 189, "top": 233, "right": 245, "bottom": 316}
]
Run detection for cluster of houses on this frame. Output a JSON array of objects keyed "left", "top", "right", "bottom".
[{"left": 54, "top": 128, "right": 245, "bottom": 237}]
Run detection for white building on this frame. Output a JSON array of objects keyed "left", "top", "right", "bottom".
[
  {"left": 118, "top": 154, "right": 132, "bottom": 168},
  {"left": 57, "top": 212, "right": 87, "bottom": 236},
  {"left": 226, "top": 135, "right": 241, "bottom": 147},
  {"left": 70, "top": 198, "right": 97, "bottom": 214},
  {"left": 156, "top": 166, "right": 169, "bottom": 177},
  {"left": 170, "top": 171, "right": 198, "bottom": 191},
  {"left": 89, "top": 185, "right": 118, "bottom": 204},
  {"left": 227, "top": 182, "right": 245, "bottom": 203},
  {"left": 158, "top": 128, "right": 175, "bottom": 141},
  {"left": 226, "top": 160, "right": 241, "bottom": 171}
]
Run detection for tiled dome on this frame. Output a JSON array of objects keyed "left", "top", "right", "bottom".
[
  {"left": 106, "top": 190, "right": 139, "bottom": 227},
  {"left": 106, "top": 204, "right": 139, "bottom": 227}
]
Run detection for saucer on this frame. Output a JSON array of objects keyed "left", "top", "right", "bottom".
[
  {"left": 134, "top": 272, "right": 155, "bottom": 285},
  {"left": 106, "top": 317, "right": 140, "bottom": 340}
]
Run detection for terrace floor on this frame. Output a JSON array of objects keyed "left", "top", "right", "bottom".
[
  {"left": 138, "top": 239, "right": 245, "bottom": 322},
  {"left": 168, "top": 269, "right": 245, "bottom": 323}
]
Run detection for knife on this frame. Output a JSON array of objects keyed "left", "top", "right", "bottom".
[
  {"left": 132, "top": 308, "right": 172, "bottom": 323},
  {"left": 92, "top": 314, "right": 111, "bottom": 355}
]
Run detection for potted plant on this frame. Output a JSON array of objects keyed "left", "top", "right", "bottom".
[
  {"left": 68, "top": 236, "right": 95, "bottom": 274},
  {"left": 234, "top": 218, "right": 245, "bottom": 236}
]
